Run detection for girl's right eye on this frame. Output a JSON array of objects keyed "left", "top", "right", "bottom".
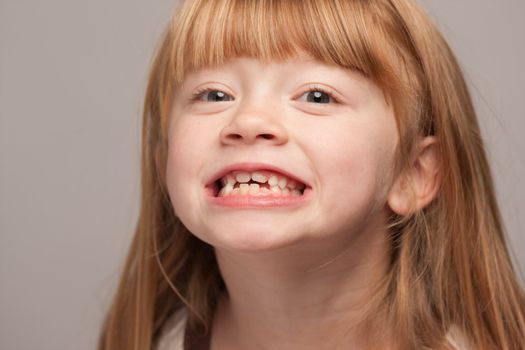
[{"left": 192, "top": 88, "right": 234, "bottom": 102}]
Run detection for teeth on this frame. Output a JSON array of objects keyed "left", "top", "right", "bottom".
[
  {"left": 221, "top": 174, "right": 236, "bottom": 187},
  {"left": 236, "top": 172, "right": 251, "bottom": 183},
  {"left": 249, "top": 183, "right": 260, "bottom": 195},
  {"left": 268, "top": 174, "right": 278, "bottom": 186},
  {"left": 217, "top": 183, "right": 306, "bottom": 197},
  {"left": 218, "top": 183, "right": 234, "bottom": 196},
  {"left": 252, "top": 171, "right": 267, "bottom": 183},
  {"left": 277, "top": 176, "right": 287, "bottom": 189},
  {"left": 239, "top": 183, "right": 250, "bottom": 195},
  {"left": 217, "top": 170, "right": 307, "bottom": 197}
]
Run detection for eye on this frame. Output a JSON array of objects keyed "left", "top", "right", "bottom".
[
  {"left": 192, "top": 88, "right": 234, "bottom": 102},
  {"left": 297, "top": 85, "right": 340, "bottom": 104}
]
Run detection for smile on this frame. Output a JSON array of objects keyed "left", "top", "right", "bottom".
[
  {"left": 205, "top": 163, "right": 312, "bottom": 208},
  {"left": 216, "top": 170, "right": 306, "bottom": 197}
]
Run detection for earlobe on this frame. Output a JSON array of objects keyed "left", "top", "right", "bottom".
[
  {"left": 387, "top": 173, "right": 414, "bottom": 216},
  {"left": 387, "top": 137, "right": 441, "bottom": 216}
]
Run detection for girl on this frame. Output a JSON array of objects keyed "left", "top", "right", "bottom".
[{"left": 98, "top": 0, "right": 525, "bottom": 349}]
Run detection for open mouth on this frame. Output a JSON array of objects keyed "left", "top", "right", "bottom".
[{"left": 210, "top": 170, "right": 307, "bottom": 198}]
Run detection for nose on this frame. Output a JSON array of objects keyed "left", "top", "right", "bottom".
[{"left": 219, "top": 107, "right": 289, "bottom": 146}]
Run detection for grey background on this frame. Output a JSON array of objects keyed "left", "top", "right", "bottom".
[{"left": 1, "top": 1, "right": 523, "bottom": 349}]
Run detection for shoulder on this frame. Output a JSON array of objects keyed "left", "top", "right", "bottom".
[
  {"left": 445, "top": 325, "right": 473, "bottom": 350},
  {"left": 156, "top": 308, "right": 188, "bottom": 350}
]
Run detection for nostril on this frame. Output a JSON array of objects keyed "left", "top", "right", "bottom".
[{"left": 260, "top": 134, "right": 274, "bottom": 140}]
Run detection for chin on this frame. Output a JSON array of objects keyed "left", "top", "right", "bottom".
[{"left": 206, "top": 224, "right": 303, "bottom": 253}]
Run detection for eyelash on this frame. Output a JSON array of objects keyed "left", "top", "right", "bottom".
[
  {"left": 190, "top": 85, "right": 340, "bottom": 104},
  {"left": 191, "top": 87, "right": 223, "bottom": 102},
  {"left": 302, "top": 85, "right": 341, "bottom": 104}
]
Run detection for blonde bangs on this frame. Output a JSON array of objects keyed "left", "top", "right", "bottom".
[{"left": 169, "top": 0, "right": 403, "bottom": 88}]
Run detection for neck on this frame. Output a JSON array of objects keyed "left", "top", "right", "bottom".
[{"left": 210, "top": 214, "right": 393, "bottom": 350}]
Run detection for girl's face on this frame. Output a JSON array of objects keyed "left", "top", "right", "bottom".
[{"left": 166, "top": 54, "right": 399, "bottom": 253}]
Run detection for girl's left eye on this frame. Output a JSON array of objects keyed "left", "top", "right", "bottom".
[
  {"left": 297, "top": 86, "right": 339, "bottom": 104},
  {"left": 192, "top": 88, "right": 234, "bottom": 102}
]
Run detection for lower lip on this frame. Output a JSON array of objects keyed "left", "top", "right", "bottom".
[{"left": 206, "top": 188, "right": 313, "bottom": 208}]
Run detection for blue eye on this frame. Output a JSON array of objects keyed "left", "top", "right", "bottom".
[
  {"left": 192, "top": 89, "right": 234, "bottom": 102},
  {"left": 299, "top": 86, "right": 339, "bottom": 104}
]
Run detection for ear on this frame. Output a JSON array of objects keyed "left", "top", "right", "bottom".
[{"left": 387, "top": 136, "right": 441, "bottom": 216}]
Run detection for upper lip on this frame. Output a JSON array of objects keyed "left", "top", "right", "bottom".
[{"left": 205, "top": 162, "right": 310, "bottom": 188}]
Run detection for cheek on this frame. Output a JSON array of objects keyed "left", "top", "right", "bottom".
[
  {"left": 311, "top": 123, "right": 397, "bottom": 215},
  {"left": 168, "top": 117, "right": 204, "bottom": 164},
  {"left": 165, "top": 119, "right": 206, "bottom": 218},
  {"left": 165, "top": 115, "right": 218, "bottom": 178},
  {"left": 166, "top": 126, "right": 194, "bottom": 184}
]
